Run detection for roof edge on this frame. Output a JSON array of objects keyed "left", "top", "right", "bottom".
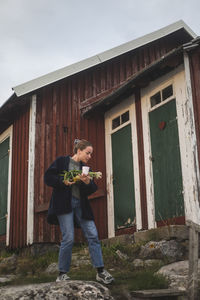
[
  {"left": 82, "top": 45, "right": 184, "bottom": 118},
  {"left": 13, "top": 20, "right": 196, "bottom": 97}
]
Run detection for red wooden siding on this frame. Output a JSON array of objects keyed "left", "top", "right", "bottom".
[
  {"left": 0, "top": 235, "right": 6, "bottom": 247},
  {"left": 34, "top": 84, "right": 107, "bottom": 243},
  {"left": 81, "top": 34, "right": 187, "bottom": 110},
  {"left": 9, "top": 103, "right": 30, "bottom": 249},
  {"left": 135, "top": 89, "right": 148, "bottom": 230}
]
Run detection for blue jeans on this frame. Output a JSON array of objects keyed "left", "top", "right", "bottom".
[{"left": 57, "top": 196, "right": 104, "bottom": 273}]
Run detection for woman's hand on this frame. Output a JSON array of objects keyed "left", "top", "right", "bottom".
[
  {"left": 63, "top": 180, "right": 75, "bottom": 186},
  {"left": 79, "top": 173, "right": 91, "bottom": 185}
]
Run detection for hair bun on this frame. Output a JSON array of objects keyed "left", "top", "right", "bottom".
[{"left": 74, "top": 139, "right": 80, "bottom": 145}]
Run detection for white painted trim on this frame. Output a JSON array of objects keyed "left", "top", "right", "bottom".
[
  {"left": 0, "top": 125, "right": 13, "bottom": 246},
  {"left": 141, "top": 89, "right": 156, "bottom": 229},
  {"left": 131, "top": 103, "right": 142, "bottom": 230},
  {"left": 141, "top": 65, "right": 182, "bottom": 228},
  {"left": 27, "top": 95, "right": 37, "bottom": 245},
  {"left": 142, "top": 64, "right": 200, "bottom": 227},
  {"left": 176, "top": 53, "right": 200, "bottom": 224},
  {"left": 105, "top": 95, "right": 141, "bottom": 237},
  {"left": 140, "top": 70, "right": 179, "bottom": 228},
  {"left": 105, "top": 116, "right": 115, "bottom": 238}
]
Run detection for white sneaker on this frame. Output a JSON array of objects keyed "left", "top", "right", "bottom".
[
  {"left": 56, "top": 273, "right": 70, "bottom": 282},
  {"left": 96, "top": 269, "right": 114, "bottom": 284}
]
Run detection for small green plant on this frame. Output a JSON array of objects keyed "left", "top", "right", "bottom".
[
  {"left": 14, "top": 251, "right": 58, "bottom": 276},
  {"left": 69, "top": 264, "right": 96, "bottom": 281},
  {"left": 109, "top": 270, "right": 168, "bottom": 299},
  {"left": 0, "top": 249, "right": 16, "bottom": 261}
]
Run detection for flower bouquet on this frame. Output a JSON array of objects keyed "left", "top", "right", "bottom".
[{"left": 60, "top": 170, "right": 102, "bottom": 183}]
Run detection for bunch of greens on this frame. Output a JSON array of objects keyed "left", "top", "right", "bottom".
[{"left": 60, "top": 170, "right": 102, "bottom": 182}]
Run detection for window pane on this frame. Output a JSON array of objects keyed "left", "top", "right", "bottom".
[
  {"left": 121, "top": 111, "right": 129, "bottom": 124},
  {"left": 162, "top": 85, "right": 173, "bottom": 100},
  {"left": 112, "top": 116, "right": 120, "bottom": 129},
  {"left": 150, "top": 92, "right": 161, "bottom": 107}
]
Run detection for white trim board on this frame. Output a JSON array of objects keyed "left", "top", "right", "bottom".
[
  {"left": 27, "top": 95, "right": 37, "bottom": 245},
  {"left": 0, "top": 126, "right": 13, "bottom": 246}
]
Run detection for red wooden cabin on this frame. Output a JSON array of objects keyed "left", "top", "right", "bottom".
[{"left": 0, "top": 20, "right": 200, "bottom": 249}]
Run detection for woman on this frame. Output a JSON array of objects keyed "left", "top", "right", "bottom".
[{"left": 44, "top": 139, "right": 114, "bottom": 284}]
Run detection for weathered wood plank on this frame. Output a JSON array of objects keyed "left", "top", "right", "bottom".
[
  {"left": 131, "top": 288, "right": 186, "bottom": 298},
  {"left": 186, "top": 220, "right": 200, "bottom": 232}
]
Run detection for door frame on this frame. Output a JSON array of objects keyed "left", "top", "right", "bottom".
[
  {"left": 141, "top": 64, "right": 200, "bottom": 228},
  {"left": 27, "top": 94, "right": 36, "bottom": 245},
  {"left": 0, "top": 126, "right": 13, "bottom": 246},
  {"left": 105, "top": 95, "right": 141, "bottom": 238}
]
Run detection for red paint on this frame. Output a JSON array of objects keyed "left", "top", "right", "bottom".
[{"left": 159, "top": 121, "right": 166, "bottom": 130}]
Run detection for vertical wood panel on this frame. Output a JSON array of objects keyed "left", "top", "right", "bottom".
[
  {"left": 9, "top": 103, "right": 29, "bottom": 248},
  {"left": 135, "top": 89, "right": 148, "bottom": 230}
]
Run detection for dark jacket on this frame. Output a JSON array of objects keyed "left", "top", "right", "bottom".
[{"left": 44, "top": 155, "right": 97, "bottom": 225}]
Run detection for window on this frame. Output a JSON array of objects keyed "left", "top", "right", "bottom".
[
  {"left": 150, "top": 84, "right": 173, "bottom": 108},
  {"left": 162, "top": 85, "right": 173, "bottom": 100},
  {"left": 112, "top": 111, "right": 130, "bottom": 130},
  {"left": 112, "top": 116, "right": 120, "bottom": 130},
  {"left": 150, "top": 92, "right": 161, "bottom": 107},
  {"left": 121, "top": 111, "right": 129, "bottom": 124}
]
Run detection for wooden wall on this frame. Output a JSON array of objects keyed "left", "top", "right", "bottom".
[
  {"left": 34, "top": 84, "right": 107, "bottom": 243},
  {"left": 9, "top": 103, "right": 30, "bottom": 249}
]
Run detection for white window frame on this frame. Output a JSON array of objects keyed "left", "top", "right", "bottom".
[{"left": 149, "top": 83, "right": 175, "bottom": 112}]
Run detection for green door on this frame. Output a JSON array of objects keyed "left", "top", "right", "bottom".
[
  {"left": 111, "top": 124, "right": 135, "bottom": 229},
  {"left": 149, "top": 99, "right": 184, "bottom": 222},
  {"left": 0, "top": 138, "right": 9, "bottom": 235}
]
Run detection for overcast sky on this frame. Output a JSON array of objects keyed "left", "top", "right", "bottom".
[{"left": 0, "top": 0, "right": 199, "bottom": 107}]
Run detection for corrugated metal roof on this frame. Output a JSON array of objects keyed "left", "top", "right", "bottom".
[{"left": 13, "top": 20, "right": 196, "bottom": 97}]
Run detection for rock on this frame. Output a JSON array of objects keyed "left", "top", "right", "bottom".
[
  {"left": 132, "top": 258, "right": 163, "bottom": 268},
  {"left": 45, "top": 262, "right": 58, "bottom": 274},
  {"left": 29, "top": 243, "right": 60, "bottom": 256},
  {"left": 144, "top": 259, "right": 163, "bottom": 268},
  {"left": 0, "top": 275, "right": 16, "bottom": 283},
  {"left": 134, "top": 225, "right": 189, "bottom": 243},
  {"left": 0, "top": 254, "right": 18, "bottom": 273},
  {"left": 157, "top": 259, "right": 200, "bottom": 290},
  {"left": 139, "top": 240, "right": 185, "bottom": 262},
  {"left": 102, "top": 234, "right": 134, "bottom": 246},
  {"left": 71, "top": 254, "right": 90, "bottom": 267},
  {"left": 0, "top": 280, "right": 114, "bottom": 299},
  {"left": 132, "top": 259, "right": 144, "bottom": 268},
  {"left": 115, "top": 250, "right": 129, "bottom": 260}
]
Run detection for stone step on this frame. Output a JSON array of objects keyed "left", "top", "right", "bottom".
[{"left": 130, "top": 289, "right": 186, "bottom": 299}]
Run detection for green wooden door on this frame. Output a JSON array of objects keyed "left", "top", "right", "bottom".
[
  {"left": 0, "top": 138, "right": 9, "bottom": 235},
  {"left": 149, "top": 99, "right": 184, "bottom": 222},
  {"left": 111, "top": 124, "right": 135, "bottom": 229}
]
